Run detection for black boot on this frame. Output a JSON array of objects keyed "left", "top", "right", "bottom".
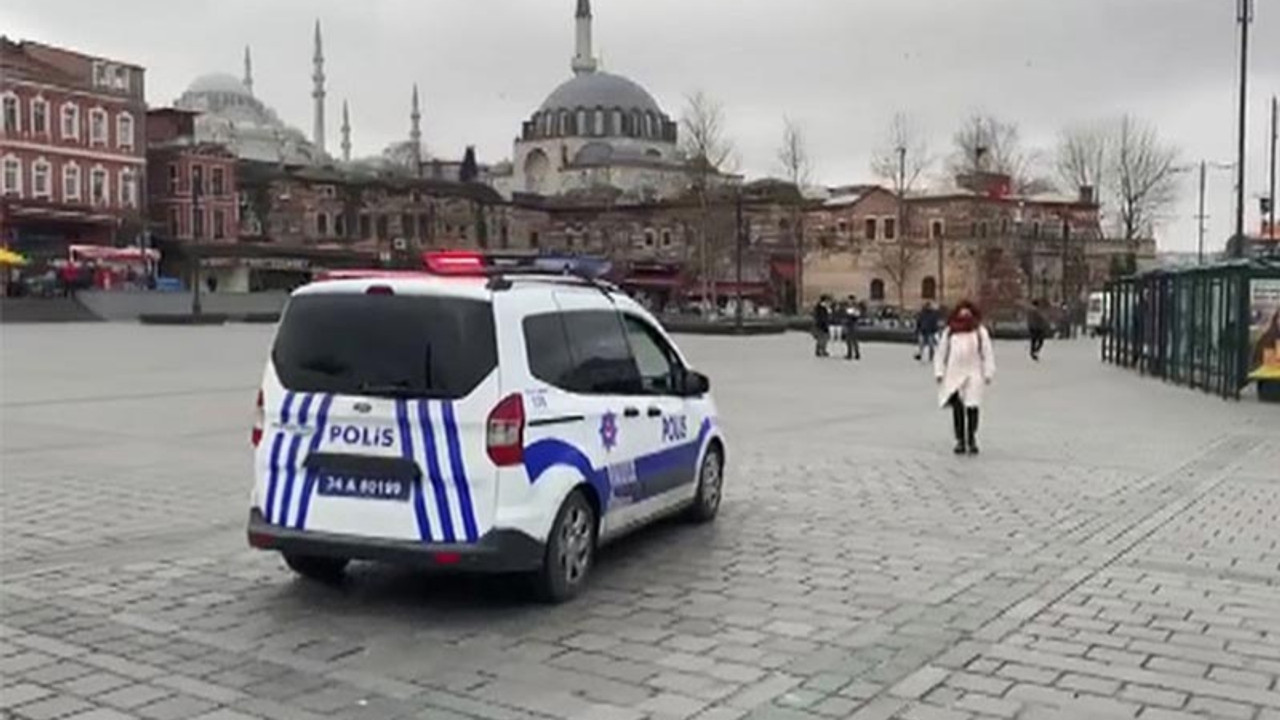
[
  {"left": 951, "top": 399, "right": 967, "bottom": 454},
  {"left": 966, "top": 408, "right": 980, "bottom": 455}
]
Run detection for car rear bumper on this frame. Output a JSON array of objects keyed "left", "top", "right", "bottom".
[{"left": 246, "top": 509, "right": 545, "bottom": 573}]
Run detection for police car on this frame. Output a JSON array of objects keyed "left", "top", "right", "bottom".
[{"left": 247, "top": 251, "right": 725, "bottom": 602}]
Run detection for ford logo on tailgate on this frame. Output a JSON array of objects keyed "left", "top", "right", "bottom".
[{"left": 353, "top": 401, "right": 373, "bottom": 414}]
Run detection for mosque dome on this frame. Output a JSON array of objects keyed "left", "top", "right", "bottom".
[
  {"left": 186, "top": 73, "right": 252, "bottom": 97},
  {"left": 540, "top": 72, "right": 663, "bottom": 116}
]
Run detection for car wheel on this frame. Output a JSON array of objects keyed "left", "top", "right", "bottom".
[
  {"left": 686, "top": 445, "right": 724, "bottom": 523},
  {"left": 533, "top": 490, "right": 597, "bottom": 603},
  {"left": 283, "top": 553, "right": 349, "bottom": 584}
]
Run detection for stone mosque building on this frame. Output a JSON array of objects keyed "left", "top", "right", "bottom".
[{"left": 489, "top": 0, "right": 691, "bottom": 201}]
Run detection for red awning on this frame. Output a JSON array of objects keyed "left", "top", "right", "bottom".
[{"left": 622, "top": 276, "right": 684, "bottom": 290}]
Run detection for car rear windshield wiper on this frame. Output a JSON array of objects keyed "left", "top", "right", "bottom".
[{"left": 298, "top": 357, "right": 351, "bottom": 377}]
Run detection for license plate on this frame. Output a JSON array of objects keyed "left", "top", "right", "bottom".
[{"left": 316, "top": 473, "right": 412, "bottom": 502}]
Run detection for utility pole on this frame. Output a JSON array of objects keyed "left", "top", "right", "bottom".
[
  {"left": 1198, "top": 160, "right": 1208, "bottom": 265},
  {"left": 734, "top": 188, "right": 745, "bottom": 333},
  {"left": 1233, "top": 0, "right": 1252, "bottom": 256},
  {"left": 897, "top": 145, "right": 907, "bottom": 309},
  {"left": 1269, "top": 95, "right": 1277, "bottom": 238}
]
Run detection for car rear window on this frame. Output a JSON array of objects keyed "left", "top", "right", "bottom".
[{"left": 273, "top": 293, "right": 496, "bottom": 399}]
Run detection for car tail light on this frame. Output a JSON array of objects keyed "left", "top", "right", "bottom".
[
  {"left": 486, "top": 393, "right": 525, "bottom": 466},
  {"left": 251, "top": 389, "right": 264, "bottom": 447}
]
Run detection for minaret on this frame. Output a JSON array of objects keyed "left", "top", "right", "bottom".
[
  {"left": 571, "top": 0, "right": 598, "bottom": 75},
  {"left": 243, "top": 45, "right": 253, "bottom": 96},
  {"left": 340, "top": 100, "right": 351, "bottom": 162},
  {"left": 410, "top": 84, "right": 423, "bottom": 176},
  {"left": 311, "top": 19, "right": 326, "bottom": 153}
]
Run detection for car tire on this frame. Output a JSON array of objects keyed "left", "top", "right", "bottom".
[
  {"left": 283, "top": 553, "right": 348, "bottom": 584},
  {"left": 533, "top": 489, "right": 597, "bottom": 604},
  {"left": 686, "top": 445, "right": 724, "bottom": 523}
]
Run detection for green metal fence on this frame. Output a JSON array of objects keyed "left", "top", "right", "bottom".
[{"left": 1102, "top": 259, "right": 1280, "bottom": 400}]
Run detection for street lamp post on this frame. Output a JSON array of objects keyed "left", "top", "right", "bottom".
[
  {"left": 1233, "top": 0, "right": 1253, "bottom": 256},
  {"left": 734, "top": 187, "right": 745, "bottom": 333}
]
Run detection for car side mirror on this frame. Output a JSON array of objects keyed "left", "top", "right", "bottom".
[{"left": 679, "top": 370, "right": 710, "bottom": 397}]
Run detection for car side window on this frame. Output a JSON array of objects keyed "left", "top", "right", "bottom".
[
  {"left": 524, "top": 313, "right": 576, "bottom": 390},
  {"left": 622, "top": 314, "right": 681, "bottom": 395},
  {"left": 539, "top": 310, "right": 642, "bottom": 395}
]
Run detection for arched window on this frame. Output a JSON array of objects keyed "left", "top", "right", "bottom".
[
  {"left": 594, "top": 108, "right": 605, "bottom": 136},
  {"left": 870, "top": 278, "right": 886, "bottom": 301},
  {"left": 611, "top": 109, "right": 623, "bottom": 135},
  {"left": 576, "top": 109, "right": 587, "bottom": 136},
  {"left": 921, "top": 276, "right": 937, "bottom": 300}
]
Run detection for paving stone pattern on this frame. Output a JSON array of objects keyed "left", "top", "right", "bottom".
[{"left": 2, "top": 325, "right": 1277, "bottom": 719}]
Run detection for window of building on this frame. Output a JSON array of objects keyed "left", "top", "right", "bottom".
[
  {"left": 530, "top": 230, "right": 540, "bottom": 249},
  {"left": 191, "top": 164, "right": 204, "bottom": 196},
  {"left": 118, "top": 168, "right": 137, "bottom": 208},
  {"left": 594, "top": 109, "right": 605, "bottom": 136},
  {"left": 931, "top": 220, "right": 944, "bottom": 239},
  {"left": 884, "top": 217, "right": 897, "bottom": 240},
  {"left": 335, "top": 213, "right": 347, "bottom": 238},
  {"left": 2, "top": 156, "right": 22, "bottom": 197},
  {"left": 978, "top": 221, "right": 988, "bottom": 238},
  {"left": 2, "top": 93, "right": 20, "bottom": 133},
  {"left": 644, "top": 229, "right": 656, "bottom": 247},
  {"left": 921, "top": 276, "right": 937, "bottom": 300},
  {"left": 1001, "top": 217, "right": 1010, "bottom": 235},
  {"left": 90, "top": 167, "right": 108, "bottom": 206},
  {"left": 169, "top": 207, "right": 181, "bottom": 237},
  {"left": 376, "top": 215, "right": 389, "bottom": 240},
  {"left": 870, "top": 278, "right": 886, "bottom": 301},
  {"left": 864, "top": 217, "right": 878, "bottom": 240},
  {"left": 168, "top": 164, "right": 179, "bottom": 193},
  {"left": 31, "top": 159, "right": 51, "bottom": 198},
  {"left": 837, "top": 220, "right": 849, "bottom": 235},
  {"left": 401, "top": 213, "right": 414, "bottom": 239},
  {"left": 116, "top": 113, "right": 134, "bottom": 149},
  {"left": 89, "top": 108, "right": 107, "bottom": 145},
  {"left": 359, "top": 214, "right": 372, "bottom": 239},
  {"left": 316, "top": 212, "right": 329, "bottom": 237},
  {"left": 211, "top": 167, "right": 225, "bottom": 196},
  {"left": 61, "top": 103, "right": 79, "bottom": 140},
  {"left": 418, "top": 213, "right": 430, "bottom": 242},
  {"left": 213, "top": 209, "right": 226, "bottom": 240},
  {"left": 31, "top": 97, "right": 48, "bottom": 135},
  {"left": 1032, "top": 221, "right": 1042, "bottom": 238},
  {"left": 112, "top": 66, "right": 130, "bottom": 91},
  {"left": 1062, "top": 220, "right": 1071, "bottom": 239},
  {"left": 192, "top": 207, "right": 205, "bottom": 239},
  {"left": 662, "top": 229, "right": 672, "bottom": 247},
  {"left": 63, "top": 163, "right": 81, "bottom": 201}
]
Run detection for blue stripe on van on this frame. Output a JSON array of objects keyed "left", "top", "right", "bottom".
[
  {"left": 416, "top": 400, "right": 456, "bottom": 543},
  {"left": 292, "top": 393, "right": 334, "bottom": 529},
  {"left": 277, "top": 393, "right": 313, "bottom": 525},
  {"left": 442, "top": 400, "right": 479, "bottom": 543},
  {"left": 264, "top": 391, "right": 295, "bottom": 524},
  {"left": 396, "top": 399, "right": 432, "bottom": 542}
]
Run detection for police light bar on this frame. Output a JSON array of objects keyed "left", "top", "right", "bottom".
[{"left": 420, "top": 251, "right": 612, "bottom": 279}]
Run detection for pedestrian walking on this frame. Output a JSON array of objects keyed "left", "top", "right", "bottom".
[
  {"left": 812, "top": 296, "right": 832, "bottom": 357},
  {"left": 1028, "top": 299, "right": 1049, "bottom": 361},
  {"left": 915, "top": 301, "right": 941, "bottom": 362},
  {"left": 935, "top": 301, "right": 996, "bottom": 455},
  {"left": 842, "top": 295, "right": 862, "bottom": 361}
]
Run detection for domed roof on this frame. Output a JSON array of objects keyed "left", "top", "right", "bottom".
[
  {"left": 186, "top": 73, "right": 252, "bottom": 97},
  {"left": 540, "top": 71, "right": 662, "bottom": 114}
]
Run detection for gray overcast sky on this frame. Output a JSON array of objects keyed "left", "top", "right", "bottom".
[{"left": 4, "top": 0, "right": 1277, "bottom": 252}]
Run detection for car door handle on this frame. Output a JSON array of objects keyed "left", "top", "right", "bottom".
[
  {"left": 623, "top": 407, "right": 640, "bottom": 418},
  {"left": 646, "top": 406, "right": 662, "bottom": 417}
]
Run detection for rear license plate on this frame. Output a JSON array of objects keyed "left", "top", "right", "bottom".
[{"left": 316, "top": 473, "right": 412, "bottom": 502}]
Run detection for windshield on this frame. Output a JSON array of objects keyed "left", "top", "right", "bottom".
[{"left": 272, "top": 293, "right": 496, "bottom": 399}]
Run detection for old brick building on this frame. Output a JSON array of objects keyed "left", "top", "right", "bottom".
[
  {"left": 146, "top": 109, "right": 239, "bottom": 245},
  {"left": 0, "top": 37, "right": 146, "bottom": 261}
]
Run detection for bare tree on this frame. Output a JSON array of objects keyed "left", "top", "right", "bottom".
[
  {"left": 1055, "top": 122, "right": 1109, "bottom": 195},
  {"left": 679, "top": 90, "right": 736, "bottom": 309},
  {"left": 1108, "top": 114, "right": 1180, "bottom": 243},
  {"left": 873, "top": 240, "right": 925, "bottom": 309},
  {"left": 777, "top": 117, "right": 812, "bottom": 313},
  {"left": 871, "top": 112, "right": 933, "bottom": 307},
  {"left": 949, "top": 113, "right": 1049, "bottom": 193}
]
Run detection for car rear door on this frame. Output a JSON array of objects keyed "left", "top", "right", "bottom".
[{"left": 257, "top": 287, "right": 499, "bottom": 545}]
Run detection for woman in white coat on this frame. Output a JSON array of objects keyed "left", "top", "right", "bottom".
[{"left": 934, "top": 301, "right": 996, "bottom": 454}]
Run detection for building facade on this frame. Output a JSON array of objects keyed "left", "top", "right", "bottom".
[
  {"left": 0, "top": 37, "right": 146, "bottom": 261},
  {"left": 145, "top": 109, "right": 239, "bottom": 247}
]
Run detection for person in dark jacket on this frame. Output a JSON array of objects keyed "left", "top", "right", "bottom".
[
  {"left": 915, "top": 301, "right": 941, "bottom": 362},
  {"left": 812, "top": 296, "right": 832, "bottom": 357},
  {"left": 842, "top": 295, "right": 862, "bottom": 360},
  {"left": 1028, "top": 299, "right": 1050, "bottom": 361}
]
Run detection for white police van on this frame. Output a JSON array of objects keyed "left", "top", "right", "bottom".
[{"left": 247, "top": 252, "right": 725, "bottom": 602}]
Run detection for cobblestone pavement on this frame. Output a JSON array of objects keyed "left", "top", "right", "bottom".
[{"left": 2, "top": 324, "right": 1278, "bottom": 720}]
